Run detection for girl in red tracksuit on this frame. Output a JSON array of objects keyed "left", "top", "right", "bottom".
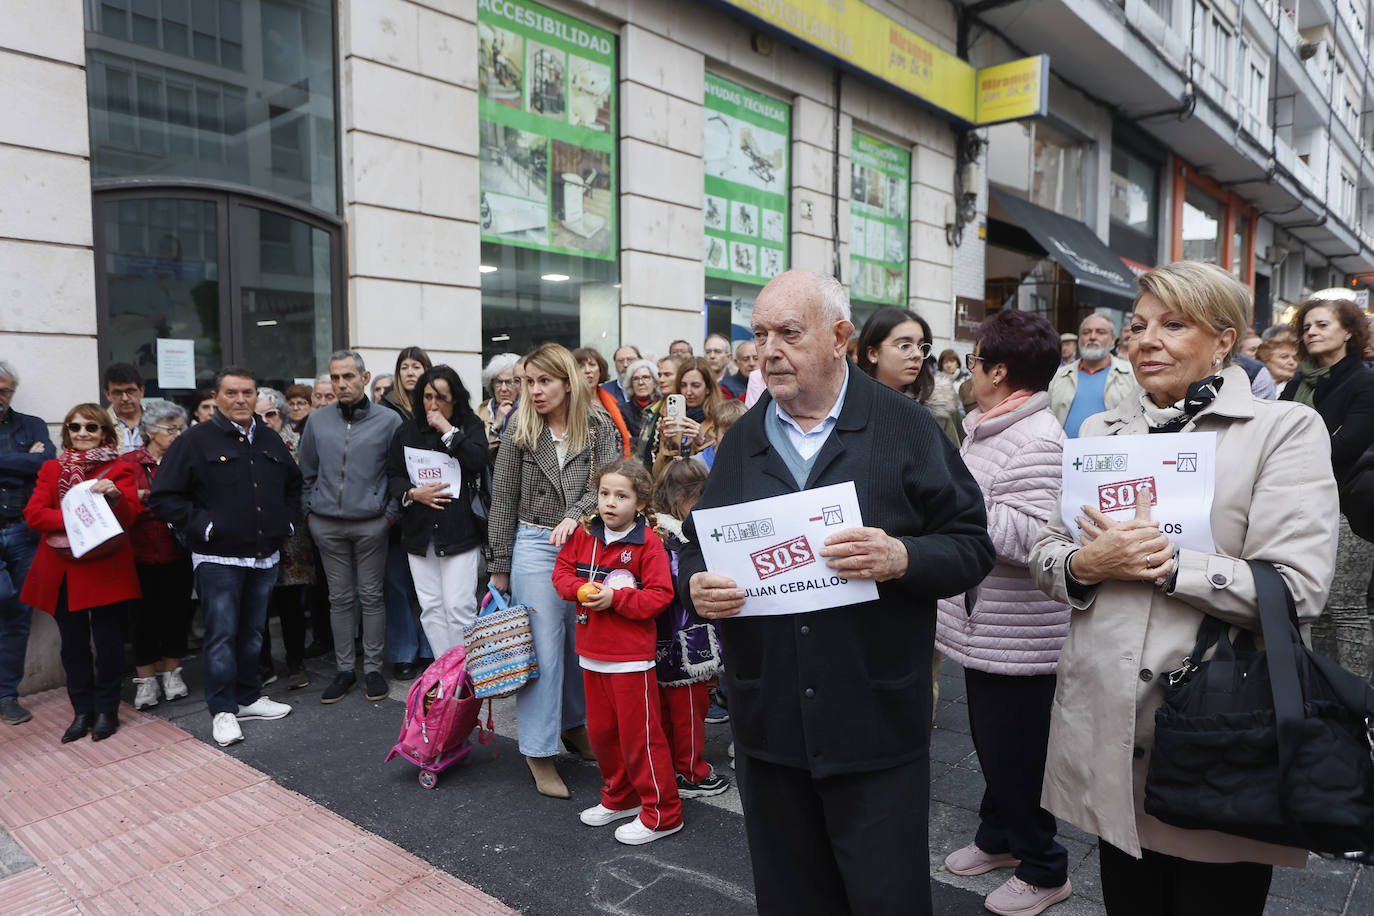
[{"left": 552, "top": 458, "right": 680, "bottom": 845}]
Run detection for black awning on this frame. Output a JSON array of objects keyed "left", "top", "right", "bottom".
[{"left": 990, "top": 189, "right": 1140, "bottom": 307}]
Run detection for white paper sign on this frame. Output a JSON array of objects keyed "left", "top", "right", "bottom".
[
  {"left": 60, "top": 481, "right": 125, "bottom": 558},
  {"left": 691, "top": 481, "right": 880, "bottom": 616},
  {"left": 404, "top": 446, "right": 462, "bottom": 492},
  {"left": 156, "top": 338, "right": 196, "bottom": 390},
  {"left": 1060, "top": 432, "right": 1217, "bottom": 554}
]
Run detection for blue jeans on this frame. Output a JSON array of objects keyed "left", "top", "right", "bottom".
[
  {"left": 195, "top": 562, "right": 278, "bottom": 715},
  {"left": 384, "top": 540, "right": 432, "bottom": 663},
  {"left": 511, "top": 523, "right": 584, "bottom": 757},
  {"left": 0, "top": 521, "right": 38, "bottom": 704}
]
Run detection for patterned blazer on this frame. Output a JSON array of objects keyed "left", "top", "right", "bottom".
[{"left": 486, "top": 410, "right": 622, "bottom": 573}]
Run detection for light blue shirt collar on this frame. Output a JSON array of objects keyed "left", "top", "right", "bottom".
[{"left": 771, "top": 366, "right": 849, "bottom": 459}]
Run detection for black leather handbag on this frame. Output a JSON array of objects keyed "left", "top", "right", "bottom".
[{"left": 1143, "top": 559, "right": 1374, "bottom": 854}]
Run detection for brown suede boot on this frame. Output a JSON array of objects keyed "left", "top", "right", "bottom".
[
  {"left": 561, "top": 725, "right": 596, "bottom": 762},
  {"left": 526, "top": 755, "right": 570, "bottom": 799}
]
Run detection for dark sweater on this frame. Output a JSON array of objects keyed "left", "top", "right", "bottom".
[
  {"left": 678, "top": 364, "right": 994, "bottom": 777},
  {"left": 1280, "top": 353, "right": 1374, "bottom": 482},
  {"left": 148, "top": 411, "right": 303, "bottom": 559},
  {"left": 385, "top": 415, "right": 489, "bottom": 557}
]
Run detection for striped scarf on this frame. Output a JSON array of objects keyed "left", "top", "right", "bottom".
[{"left": 57, "top": 446, "right": 120, "bottom": 499}]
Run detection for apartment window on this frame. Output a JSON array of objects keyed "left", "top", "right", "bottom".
[
  {"left": 1145, "top": 0, "right": 1172, "bottom": 21},
  {"left": 1031, "top": 123, "right": 1086, "bottom": 221},
  {"left": 1109, "top": 143, "right": 1159, "bottom": 265},
  {"left": 1246, "top": 52, "right": 1267, "bottom": 123},
  {"left": 1340, "top": 172, "right": 1357, "bottom": 225},
  {"left": 1209, "top": 15, "right": 1231, "bottom": 81},
  {"left": 1182, "top": 184, "right": 1224, "bottom": 263}
]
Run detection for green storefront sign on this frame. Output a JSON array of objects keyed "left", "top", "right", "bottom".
[
  {"left": 477, "top": 0, "right": 617, "bottom": 260},
  {"left": 704, "top": 74, "right": 791, "bottom": 285},
  {"left": 849, "top": 131, "right": 910, "bottom": 305}
]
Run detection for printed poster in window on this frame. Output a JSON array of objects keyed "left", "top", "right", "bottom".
[
  {"left": 849, "top": 131, "right": 910, "bottom": 305},
  {"left": 704, "top": 74, "right": 790, "bottom": 285},
  {"left": 477, "top": 0, "right": 616, "bottom": 260}
]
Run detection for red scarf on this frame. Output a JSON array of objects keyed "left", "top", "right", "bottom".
[{"left": 57, "top": 446, "right": 120, "bottom": 499}]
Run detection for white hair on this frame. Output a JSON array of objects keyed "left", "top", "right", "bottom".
[
  {"left": 619, "top": 358, "right": 658, "bottom": 392},
  {"left": 314, "top": 373, "right": 331, "bottom": 386},
  {"left": 255, "top": 386, "right": 288, "bottom": 416},
  {"left": 481, "top": 352, "right": 520, "bottom": 392},
  {"left": 812, "top": 270, "right": 851, "bottom": 324},
  {"left": 139, "top": 399, "right": 187, "bottom": 435},
  {"left": 0, "top": 360, "right": 16, "bottom": 385}
]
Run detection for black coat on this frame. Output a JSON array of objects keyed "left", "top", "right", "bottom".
[
  {"left": 1280, "top": 353, "right": 1374, "bottom": 482},
  {"left": 678, "top": 365, "right": 994, "bottom": 777},
  {"left": 149, "top": 411, "right": 303, "bottom": 559},
  {"left": 386, "top": 415, "right": 488, "bottom": 557}
]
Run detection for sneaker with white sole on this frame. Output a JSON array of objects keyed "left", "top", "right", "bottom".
[
  {"left": 614, "top": 819, "right": 683, "bottom": 845},
  {"left": 579, "top": 804, "right": 642, "bottom": 827},
  {"left": 984, "top": 876, "right": 1072, "bottom": 916},
  {"left": 132, "top": 676, "right": 160, "bottom": 710},
  {"left": 944, "top": 842, "right": 1021, "bottom": 876},
  {"left": 160, "top": 667, "right": 189, "bottom": 701},
  {"left": 676, "top": 771, "right": 730, "bottom": 798},
  {"left": 235, "top": 697, "right": 292, "bottom": 720},
  {"left": 212, "top": 711, "right": 244, "bottom": 747}
]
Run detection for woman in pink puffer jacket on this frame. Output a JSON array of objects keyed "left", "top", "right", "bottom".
[{"left": 935, "top": 310, "right": 1073, "bottom": 916}]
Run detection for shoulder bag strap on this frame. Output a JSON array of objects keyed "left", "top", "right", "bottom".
[{"left": 1246, "top": 560, "right": 1306, "bottom": 783}]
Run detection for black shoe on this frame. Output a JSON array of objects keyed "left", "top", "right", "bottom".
[
  {"left": 91, "top": 712, "right": 119, "bottom": 741},
  {"left": 1, "top": 699, "right": 32, "bottom": 725},
  {"left": 320, "top": 671, "right": 356, "bottom": 704},
  {"left": 416, "top": 656, "right": 435, "bottom": 669},
  {"left": 676, "top": 770, "right": 730, "bottom": 798},
  {"left": 303, "top": 641, "right": 331, "bottom": 659},
  {"left": 62, "top": 714, "right": 93, "bottom": 744},
  {"left": 392, "top": 662, "right": 416, "bottom": 681},
  {"left": 364, "top": 671, "right": 389, "bottom": 701}
]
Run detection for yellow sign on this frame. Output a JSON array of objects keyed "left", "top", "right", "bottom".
[
  {"left": 976, "top": 54, "right": 1049, "bottom": 125},
  {"left": 717, "top": 0, "right": 1046, "bottom": 126}
]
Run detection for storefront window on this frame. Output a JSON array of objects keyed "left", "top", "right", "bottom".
[
  {"left": 1232, "top": 213, "right": 1250, "bottom": 278},
  {"left": 705, "top": 280, "right": 758, "bottom": 344},
  {"left": 849, "top": 130, "right": 910, "bottom": 308},
  {"left": 477, "top": 0, "right": 617, "bottom": 358},
  {"left": 704, "top": 74, "right": 790, "bottom": 285},
  {"left": 1182, "top": 185, "right": 1224, "bottom": 263},
  {"left": 1031, "top": 123, "right": 1085, "bottom": 220},
  {"left": 85, "top": 0, "right": 338, "bottom": 214}
]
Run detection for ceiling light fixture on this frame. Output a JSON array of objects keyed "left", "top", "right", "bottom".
[
  {"left": 541, "top": 273, "right": 571, "bottom": 282},
  {"left": 479, "top": 265, "right": 498, "bottom": 273},
  {"left": 490, "top": 333, "right": 511, "bottom": 342}
]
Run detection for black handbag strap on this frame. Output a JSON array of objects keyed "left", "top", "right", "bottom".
[{"left": 1246, "top": 560, "right": 1306, "bottom": 782}]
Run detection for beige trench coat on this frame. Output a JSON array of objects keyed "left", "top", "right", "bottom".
[{"left": 1029, "top": 364, "right": 1338, "bottom": 866}]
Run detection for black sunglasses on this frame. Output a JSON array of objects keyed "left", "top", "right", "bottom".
[{"left": 66, "top": 421, "right": 102, "bottom": 433}]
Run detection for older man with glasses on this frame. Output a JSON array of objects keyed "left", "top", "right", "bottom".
[
  {"left": 704, "top": 333, "right": 745, "bottom": 399},
  {"left": 0, "top": 361, "right": 55, "bottom": 726}
]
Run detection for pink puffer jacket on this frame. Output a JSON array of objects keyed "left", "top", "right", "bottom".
[{"left": 936, "top": 391, "right": 1070, "bottom": 675}]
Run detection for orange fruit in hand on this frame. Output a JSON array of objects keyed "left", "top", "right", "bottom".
[{"left": 576, "top": 582, "right": 601, "bottom": 604}]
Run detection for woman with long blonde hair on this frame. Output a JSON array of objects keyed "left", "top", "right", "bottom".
[{"left": 487, "top": 343, "right": 624, "bottom": 798}]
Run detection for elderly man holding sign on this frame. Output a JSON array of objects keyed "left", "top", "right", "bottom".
[
  {"left": 1031, "top": 261, "right": 1339, "bottom": 915},
  {"left": 679, "top": 269, "right": 994, "bottom": 916}
]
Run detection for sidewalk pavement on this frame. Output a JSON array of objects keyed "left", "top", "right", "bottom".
[
  {"left": 0, "top": 688, "right": 516, "bottom": 915},
  {"left": 2, "top": 649, "right": 1371, "bottom": 914}
]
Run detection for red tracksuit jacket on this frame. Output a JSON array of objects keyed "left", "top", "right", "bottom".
[{"left": 553, "top": 517, "right": 674, "bottom": 663}]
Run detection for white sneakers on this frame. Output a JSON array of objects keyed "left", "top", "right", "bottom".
[
  {"left": 613, "top": 819, "right": 683, "bottom": 846},
  {"left": 160, "top": 667, "right": 189, "bottom": 701},
  {"left": 579, "top": 804, "right": 642, "bottom": 827},
  {"left": 213, "top": 697, "right": 290, "bottom": 747},
  {"left": 133, "top": 677, "right": 160, "bottom": 710},
  {"left": 212, "top": 712, "right": 244, "bottom": 747},
  {"left": 236, "top": 697, "right": 292, "bottom": 720}
]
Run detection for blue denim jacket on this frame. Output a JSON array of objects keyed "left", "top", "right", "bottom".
[{"left": 0, "top": 408, "right": 55, "bottom": 521}]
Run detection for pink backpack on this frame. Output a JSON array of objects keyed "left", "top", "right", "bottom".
[{"left": 384, "top": 643, "right": 492, "bottom": 788}]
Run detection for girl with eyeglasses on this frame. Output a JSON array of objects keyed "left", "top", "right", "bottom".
[
  {"left": 22, "top": 404, "right": 141, "bottom": 744},
  {"left": 855, "top": 307, "right": 964, "bottom": 444}
]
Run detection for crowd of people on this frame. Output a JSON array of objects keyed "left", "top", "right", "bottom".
[{"left": 0, "top": 261, "right": 1370, "bottom": 913}]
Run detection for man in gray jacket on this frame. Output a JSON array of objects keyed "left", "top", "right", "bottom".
[{"left": 299, "top": 350, "right": 402, "bottom": 705}]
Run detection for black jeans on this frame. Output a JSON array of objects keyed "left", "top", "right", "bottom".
[
  {"left": 736, "top": 752, "right": 932, "bottom": 916},
  {"left": 1099, "top": 841, "right": 1273, "bottom": 915},
  {"left": 259, "top": 584, "right": 307, "bottom": 671},
  {"left": 52, "top": 591, "right": 128, "bottom": 716},
  {"left": 965, "top": 668, "right": 1068, "bottom": 887},
  {"left": 132, "top": 560, "right": 192, "bottom": 666}
]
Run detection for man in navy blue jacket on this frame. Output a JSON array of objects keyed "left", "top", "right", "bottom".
[
  {"left": 151, "top": 366, "right": 302, "bottom": 748},
  {"left": 680, "top": 271, "right": 994, "bottom": 915},
  {"left": 0, "top": 361, "right": 54, "bottom": 726}
]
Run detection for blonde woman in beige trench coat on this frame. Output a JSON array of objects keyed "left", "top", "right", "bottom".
[{"left": 1029, "top": 261, "right": 1339, "bottom": 916}]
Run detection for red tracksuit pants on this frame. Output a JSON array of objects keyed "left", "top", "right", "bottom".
[
  {"left": 583, "top": 667, "right": 682, "bottom": 831},
  {"left": 658, "top": 681, "right": 712, "bottom": 782}
]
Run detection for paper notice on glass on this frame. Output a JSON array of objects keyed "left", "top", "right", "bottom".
[
  {"left": 691, "top": 481, "right": 879, "bottom": 617},
  {"left": 60, "top": 481, "right": 125, "bottom": 558},
  {"left": 404, "top": 446, "right": 462, "bottom": 492},
  {"left": 1060, "top": 432, "right": 1217, "bottom": 554},
  {"left": 156, "top": 338, "right": 196, "bottom": 390}
]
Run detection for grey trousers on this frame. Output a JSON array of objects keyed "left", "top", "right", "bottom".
[
  {"left": 1312, "top": 513, "right": 1374, "bottom": 680},
  {"left": 309, "top": 514, "right": 390, "bottom": 675}
]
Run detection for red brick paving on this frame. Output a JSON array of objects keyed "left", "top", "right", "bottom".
[{"left": 0, "top": 689, "right": 517, "bottom": 915}]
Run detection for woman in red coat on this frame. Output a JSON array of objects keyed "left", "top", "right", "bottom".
[{"left": 22, "top": 403, "right": 141, "bottom": 743}]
